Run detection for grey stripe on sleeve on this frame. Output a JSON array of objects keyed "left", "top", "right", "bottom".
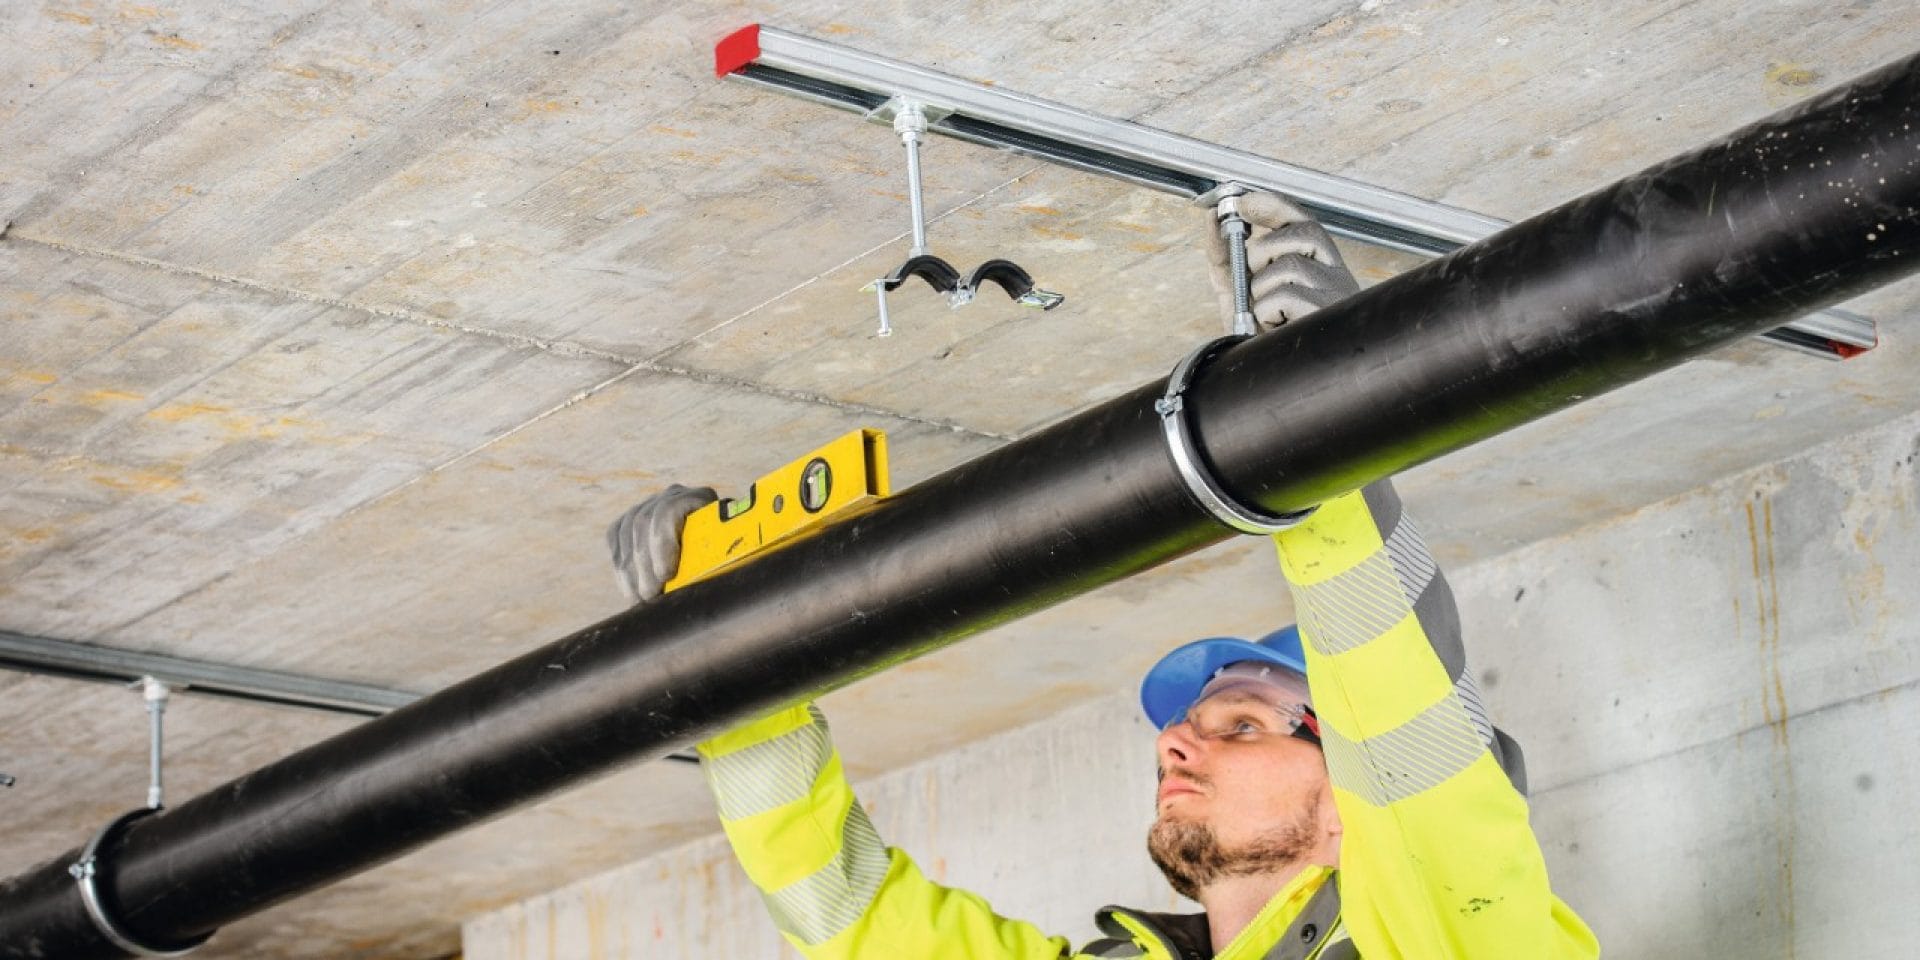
[
  {"left": 1371, "top": 484, "right": 1466, "bottom": 683},
  {"left": 704, "top": 705, "right": 835, "bottom": 821},
  {"left": 1320, "top": 689, "right": 1488, "bottom": 806},
  {"left": 1359, "top": 481, "right": 1404, "bottom": 537},
  {"left": 1491, "top": 727, "right": 1530, "bottom": 796},
  {"left": 1292, "top": 549, "right": 1414, "bottom": 656},
  {"left": 1455, "top": 671, "right": 1531, "bottom": 796},
  {"left": 762, "top": 802, "right": 892, "bottom": 945},
  {"left": 1454, "top": 671, "right": 1495, "bottom": 747}
]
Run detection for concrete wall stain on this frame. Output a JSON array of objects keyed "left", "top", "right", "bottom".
[
  {"left": 500, "top": 903, "right": 527, "bottom": 960},
  {"left": 1745, "top": 497, "right": 1790, "bottom": 748},
  {"left": 1744, "top": 494, "right": 1798, "bottom": 955},
  {"left": 1846, "top": 515, "right": 1893, "bottom": 649},
  {"left": 545, "top": 896, "right": 557, "bottom": 960},
  {"left": 582, "top": 888, "right": 609, "bottom": 960}
]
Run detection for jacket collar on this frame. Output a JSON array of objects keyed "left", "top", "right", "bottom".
[
  {"left": 1090, "top": 906, "right": 1212, "bottom": 960},
  {"left": 1090, "top": 867, "right": 1340, "bottom": 960}
]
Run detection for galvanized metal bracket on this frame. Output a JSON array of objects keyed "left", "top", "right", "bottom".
[
  {"left": 69, "top": 807, "right": 215, "bottom": 956},
  {"left": 856, "top": 108, "right": 1068, "bottom": 319},
  {"left": 732, "top": 64, "right": 1067, "bottom": 335},
  {"left": 1155, "top": 335, "right": 1318, "bottom": 535},
  {"left": 0, "top": 631, "right": 709, "bottom": 765},
  {"left": 0, "top": 629, "right": 412, "bottom": 717},
  {"left": 715, "top": 23, "right": 1876, "bottom": 359}
]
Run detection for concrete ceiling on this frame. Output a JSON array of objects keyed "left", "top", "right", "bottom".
[{"left": 2, "top": 1, "right": 1916, "bottom": 957}]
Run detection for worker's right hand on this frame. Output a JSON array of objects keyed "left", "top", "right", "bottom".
[
  {"left": 1203, "top": 191, "right": 1361, "bottom": 333},
  {"left": 606, "top": 484, "right": 717, "bottom": 604}
]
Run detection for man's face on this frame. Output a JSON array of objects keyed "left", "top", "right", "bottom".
[{"left": 1147, "top": 685, "right": 1340, "bottom": 899}]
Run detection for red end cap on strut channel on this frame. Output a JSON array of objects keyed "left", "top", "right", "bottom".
[{"left": 715, "top": 24, "right": 762, "bottom": 77}]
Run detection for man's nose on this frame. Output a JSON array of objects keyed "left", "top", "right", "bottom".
[{"left": 1156, "top": 721, "right": 1203, "bottom": 767}]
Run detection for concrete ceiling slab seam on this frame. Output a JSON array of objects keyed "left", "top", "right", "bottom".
[
  {"left": 0, "top": 242, "right": 629, "bottom": 644},
  {"left": 36, "top": 374, "right": 1001, "bottom": 681}
]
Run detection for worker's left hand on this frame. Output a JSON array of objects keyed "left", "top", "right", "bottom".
[
  {"left": 606, "top": 484, "right": 718, "bottom": 604},
  {"left": 1203, "top": 191, "right": 1361, "bottom": 333}
]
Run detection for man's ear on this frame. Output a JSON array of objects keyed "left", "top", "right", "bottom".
[{"left": 1316, "top": 778, "right": 1344, "bottom": 862}]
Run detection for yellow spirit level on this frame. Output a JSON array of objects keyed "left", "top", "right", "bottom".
[{"left": 663, "top": 428, "right": 890, "bottom": 592}]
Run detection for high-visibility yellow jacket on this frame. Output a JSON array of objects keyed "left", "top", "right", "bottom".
[{"left": 697, "top": 481, "right": 1599, "bottom": 959}]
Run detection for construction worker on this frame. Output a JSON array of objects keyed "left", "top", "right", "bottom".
[{"left": 608, "top": 192, "right": 1599, "bottom": 959}]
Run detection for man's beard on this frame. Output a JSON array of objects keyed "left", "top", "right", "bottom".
[{"left": 1147, "top": 792, "right": 1321, "bottom": 901}]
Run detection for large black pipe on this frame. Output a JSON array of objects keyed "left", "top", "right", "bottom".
[{"left": 6, "top": 51, "right": 1919, "bottom": 959}]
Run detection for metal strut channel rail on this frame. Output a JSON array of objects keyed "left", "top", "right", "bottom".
[
  {"left": 0, "top": 629, "right": 704, "bottom": 763},
  {"left": 0, "top": 630, "right": 412, "bottom": 718},
  {"left": 714, "top": 23, "right": 1878, "bottom": 359}
]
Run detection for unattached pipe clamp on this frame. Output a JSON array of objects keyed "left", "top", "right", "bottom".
[
  {"left": 1156, "top": 335, "right": 1317, "bottom": 535},
  {"left": 69, "top": 807, "right": 213, "bottom": 957}
]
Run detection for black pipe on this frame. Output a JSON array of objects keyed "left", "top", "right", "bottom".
[{"left": 5, "top": 50, "right": 1919, "bottom": 959}]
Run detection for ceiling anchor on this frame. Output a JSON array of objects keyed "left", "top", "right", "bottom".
[{"left": 859, "top": 99, "right": 1063, "bottom": 336}]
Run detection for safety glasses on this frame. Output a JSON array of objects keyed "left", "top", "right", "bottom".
[{"left": 1166, "top": 684, "right": 1321, "bottom": 745}]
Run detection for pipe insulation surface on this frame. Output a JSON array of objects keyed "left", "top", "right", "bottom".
[{"left": 5, "top": 51, "right": 1920, "bottom": 960}]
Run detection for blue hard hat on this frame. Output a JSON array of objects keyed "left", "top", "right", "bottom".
[{"left": 1139, "top": 625, "right": 1307, "bottom": 730}]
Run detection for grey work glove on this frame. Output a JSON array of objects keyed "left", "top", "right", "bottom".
[
  {"left": 1203, "top": 191, "right": 1361, "bottom": 333},
  {"left": 606, "top": 483, "right": 718, "bottom": 604}
]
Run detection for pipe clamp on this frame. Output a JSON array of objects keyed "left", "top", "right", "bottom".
[
  {"left": 69, "top": 807, "right": 213, "bottom": 957},
  {"left": 1158, "top": 335, "right": 1317, "bottom": 535}
]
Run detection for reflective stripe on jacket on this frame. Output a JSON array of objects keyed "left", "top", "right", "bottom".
[
  {"left": 1278, "top": 482, "right": 1595, "bottom": 959},
  {"left": 696, "top": 480, "right": 1598, "bottom": 960}
]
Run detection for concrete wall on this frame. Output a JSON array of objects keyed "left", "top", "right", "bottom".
[{"left": 465, "top": 409, "right": 1920, "bottom": 960}]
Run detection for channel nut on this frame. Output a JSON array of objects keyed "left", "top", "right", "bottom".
[{"left": 1214, "top": 194, "right": 1248, "bottom": 221}]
